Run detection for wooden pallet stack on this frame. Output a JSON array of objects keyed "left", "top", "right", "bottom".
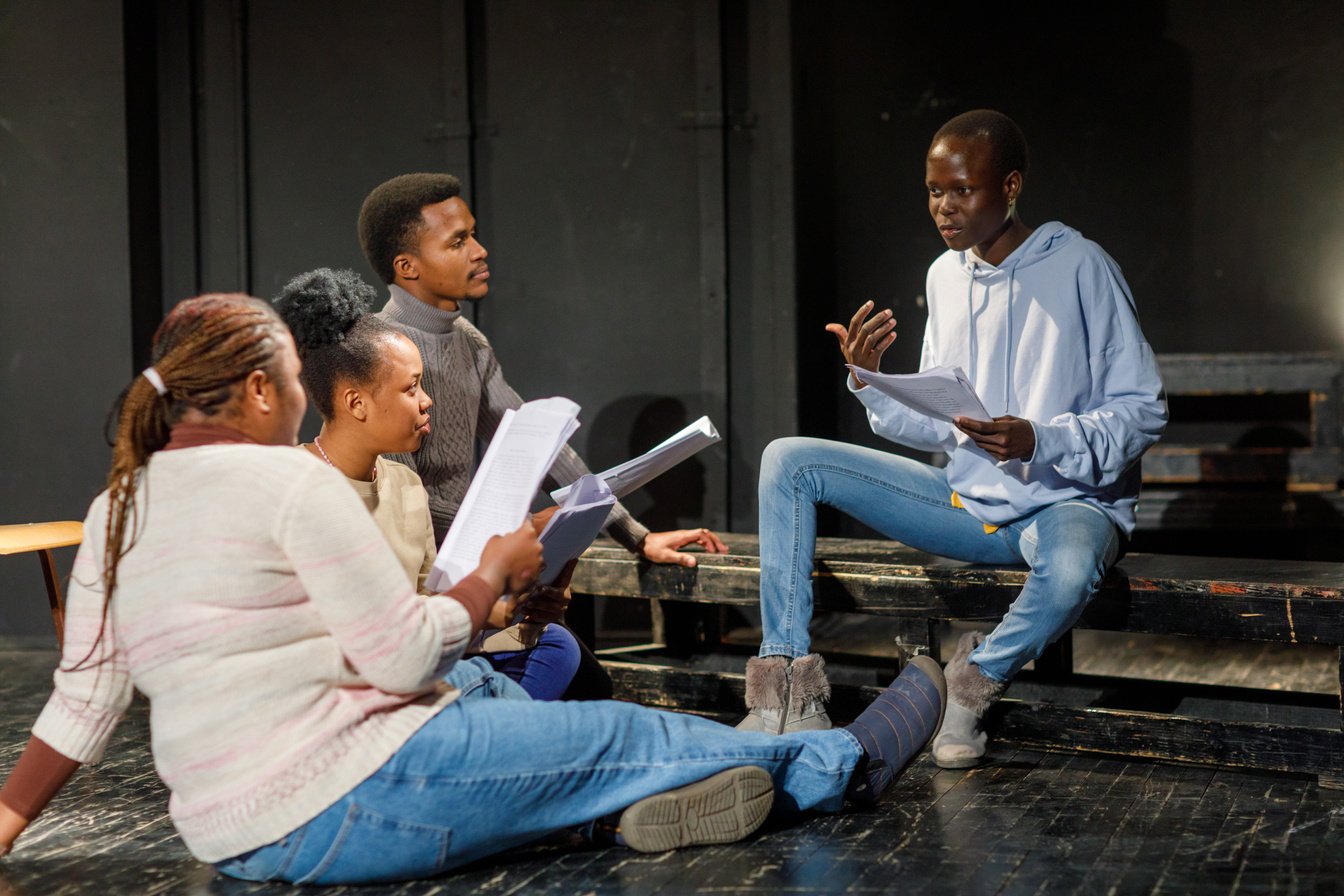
[
  {"left": 570, "top": 534, "right": 1344, "bottom": 785},
  {"left": 1137, "top": 352, "right": 1344, "bottom": 557}
]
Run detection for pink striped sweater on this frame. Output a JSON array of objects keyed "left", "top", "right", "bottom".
[{"left": 32, "top": 445, "right": 483, "bottom": 862}]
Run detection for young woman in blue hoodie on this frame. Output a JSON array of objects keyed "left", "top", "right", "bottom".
[{"left": 738, "top": 110, "right": 1167, "bottom": 768}]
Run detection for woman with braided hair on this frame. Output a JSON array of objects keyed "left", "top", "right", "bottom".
[
  {"left": 0, "top": 293, "right": 945, "bottom": 885},
  {"left": 0, "top": 292, "right": 539, "bottom": 872}
]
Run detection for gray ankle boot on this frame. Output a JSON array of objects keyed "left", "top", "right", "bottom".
[
  {"left": 931, "top": 632, "right": 1006, "bottom": 768},
  {"left": 736, "top": 653, "right": 833, "bottom": 735}
]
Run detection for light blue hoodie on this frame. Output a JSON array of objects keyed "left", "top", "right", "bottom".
[{"left": 851, "top": 221, "right": 1167, "bottom": 534}]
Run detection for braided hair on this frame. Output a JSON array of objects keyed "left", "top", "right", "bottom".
[
  {"left": 103, "top": 293, "right": 288, "bottom": 604},
  {"left": 272, "top": 267, "right": 398, "bottom": 419}
]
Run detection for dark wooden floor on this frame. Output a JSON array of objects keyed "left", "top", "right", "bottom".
[{"left": 2, "top": 636, "right": 1343, "bottom": 895}]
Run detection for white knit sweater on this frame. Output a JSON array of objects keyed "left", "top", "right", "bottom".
[{"left": 32, "top": 445, "right": 482, "bottom": 862}]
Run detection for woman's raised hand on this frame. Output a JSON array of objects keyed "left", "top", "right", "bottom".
[{"left": 825, "top": 300, "right": 896, "bottom": 387}]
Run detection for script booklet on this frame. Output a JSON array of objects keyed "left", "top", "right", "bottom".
[
  {"left": 473, "top": 474, "right": 617, "bottom": 649},
  {"left": 536, "top": 474, "right": 615, "bottom": 585},
  {"left": 425, "top": 397, "right": 580, "bottom": 593},
  {"left": 847, "top": 364, "right": 991, "bottom": 423},
  {"left": 549, "top": 415, "right": 721, "bottom": 504}
]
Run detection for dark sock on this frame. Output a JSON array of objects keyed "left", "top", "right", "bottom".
[
  {"left": 843, "top": 658, "right": 943, "bottom": 803},
  {"left": 586, "top": 811, "right": 628, "bottom": 847}
]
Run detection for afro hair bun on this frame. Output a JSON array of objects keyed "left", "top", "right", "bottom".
[{"left": 273, "top": 267, "right": 379, "bottom": 352}]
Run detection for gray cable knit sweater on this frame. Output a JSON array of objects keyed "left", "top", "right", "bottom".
[{"left": 376, "top": 285, "right": 649, "bottom": 552}]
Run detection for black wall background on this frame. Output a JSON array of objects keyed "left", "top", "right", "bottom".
[
  {"left": 1, "top": 1, "right": 132, "bottom": 637},
  {"left": 3, "top": 0, "right": 1343, "bottom": 634}
]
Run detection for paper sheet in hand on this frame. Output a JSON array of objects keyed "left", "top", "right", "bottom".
[
  {"left": 549, "top": 415, "right": 721, "bottom": 503},
  {"left": 426, "top": 397, "right": 580, "bottom": 592},
  {"left": 848, "top": 365, "right": 991, "bottom": 423},
  {"left": 537, "top": 474, "right": 615, "bottom": 585}
]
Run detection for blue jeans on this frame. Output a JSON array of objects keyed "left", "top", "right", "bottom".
[
  {"left": 758, "top": 437, "right": 1122, "bottom": 682},
  {"left": 215, "top": 656, "right": 863, "bottom": 884},
  {"left": 480, "top": 623, "right": 582, "bottom": 701},
  {"left": 441, "top": 654, "right": 535, "bottom": 701}
]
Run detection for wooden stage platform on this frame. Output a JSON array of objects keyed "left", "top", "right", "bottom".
[{"left": 1, "top": 636, "right": 1342, "bottom": 895}]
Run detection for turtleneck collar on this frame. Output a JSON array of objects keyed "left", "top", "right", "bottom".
[
  {"left": 162, "top": 423, "right": 259, "bottom": 451},
  {"left": 382, "top": 283, "right": 463, "bottom": 335}
]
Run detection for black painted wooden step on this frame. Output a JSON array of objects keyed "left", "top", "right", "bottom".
[
  {"left": 603, "top": 657, "right": 1344, "bottom": 779},
  {"left": 572, "top": 534, "right": 1344, "bottom": 644}
]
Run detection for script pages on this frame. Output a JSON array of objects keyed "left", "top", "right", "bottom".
[
  {"left": 493, "top": 474, "right": 618, "bottom": 648},
  {"left": 425, "top": 397, "right": 580, "bottom": 592},
  {"left": 536, "top": 474, "right": 614, "bottom": 585},
  {"left": 847, "top": 365, "right": 991, "bottom": 423},
  {"left": 550, "top": 415, "right": 721, "bottom": 503}
]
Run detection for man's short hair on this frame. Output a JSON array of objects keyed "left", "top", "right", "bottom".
[
  {"left": 932, "top": 110, "right": 1030, "bottom": 181},
  {"left": 357, "top": 173, "right": 463, "bottom": 284}
]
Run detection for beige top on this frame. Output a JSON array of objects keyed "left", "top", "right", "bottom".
[
  {"left": 347, "top": 456, "right": 437, "bottom": 594},
  {"left": 312, "top": 450, "right": 523, "bottom": 652},
  {"left": 299, "top": 447, "right": 437, "bottom": 593}
]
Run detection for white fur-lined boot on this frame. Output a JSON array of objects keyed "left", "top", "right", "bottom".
[
  {"left": 736, "top": 654, "right": 833, "bottom": 735},
  {"left": 931, "top": 631, "right": 1006, "bottom": 768}
]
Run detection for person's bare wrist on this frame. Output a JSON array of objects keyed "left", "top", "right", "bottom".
[{"left": 475, "top": 562, "right": 508, "bottom": 596}]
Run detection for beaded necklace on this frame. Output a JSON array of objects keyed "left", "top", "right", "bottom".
[{"left": 312, "top": 435, "right": 377, "bottom": 481}]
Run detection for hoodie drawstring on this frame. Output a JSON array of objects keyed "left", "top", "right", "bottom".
[
  {"left": 965, "top": 257, "right": 1022, "bottom": 418},
  {"left": 966, "top": 262, "right": 979, "bottom": 386},
  {"left": 1003, "top": 262, "right": 1018, "bottom": 416}
]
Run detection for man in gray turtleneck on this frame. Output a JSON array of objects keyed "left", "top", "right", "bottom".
[{"left": 358, "top": 172, "right": 727, "bottom": 566}]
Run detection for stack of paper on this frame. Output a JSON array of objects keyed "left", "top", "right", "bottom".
[
  {"left": 427, "top": 406, "right": 723, "bottom": 594},
  {"left": 536, "top": 474, "right": 615, "bottom": 585},
  {"left": 847, "top": 365, "right": 991, "bottom": 423},
  {"left": 550, "top": 415, "right": 721, "bottom": 503},
  {"left": 426, "top": 397, "right": 580, "bottom": 592}
]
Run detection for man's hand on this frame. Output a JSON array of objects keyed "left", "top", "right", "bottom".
[
  {"left": 824, "top": 300, "right": 896, "bottom": 388},
  {"left": 955, "top": 415, "right": 1036, "bottom": 462},
  {"left": 638, "top": 529, "right": 729, "bottom": 567}
]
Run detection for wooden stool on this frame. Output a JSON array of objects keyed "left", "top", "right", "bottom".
[{"left": 0, "top": 521, "right": 83, "bottom": 645}]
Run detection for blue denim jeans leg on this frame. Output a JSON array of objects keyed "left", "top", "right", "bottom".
[
  {"left": 480, "top": 623, "right": 582, "bottom": 700},
  {"left": 757, "top": 437, "right": 1120, "bottom": 681},
  {"left": 441, "top": 655, "right": 533, "bottom": 702},
  {"left": 215, "top": 696, "right": 864, "bottom": 885}
]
